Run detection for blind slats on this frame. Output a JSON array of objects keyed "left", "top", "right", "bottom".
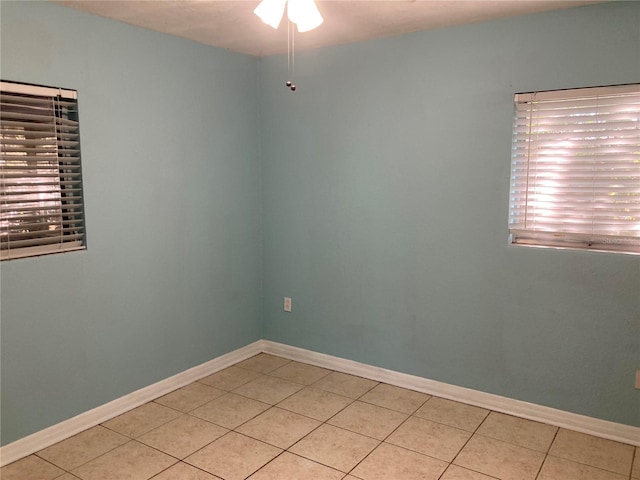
[
  {"left": 513, "top": 131, "right": 639, "bottom": 140},
  {"left": 1, "top": 128, "right": 78, "bottom": 139},
  {"left": 0, "top": 110, "right": 79, "bottom": 127},
  {"left": 508, "top": 84, "right": 640, "bottom": 254},
  {"left": 0, "top": 120, "right": 78, "bottom": 133},
  {"left": 0, "top": 180, "right": 79, "bottom": 188},
  {"left": 3, "top": 203, "right": 84, "bottom": 213},
  {"left": 0, "top": 81, "right": 86, "bottom": 260},
  {"left": 1, "top": 93, "right": 77, "bottom": 108},
  {"left": 1, "top": 139, "right": 79, "bottom": 148},
  {"left": 2, "top": 196, "right": 84, "bottom": 206},
  {"left": 1, "top": 172, "right": 82, "bottom": 179},
  {"left": 0, "top": 233, "right": 84, "bottom": 250},
  {"left": 1, "top": 164, "right": 82, "bottom": 171},
  {"left": 2, "top": 188, "right": 82, "bottom": 196},
  {"left": 0, "top": 226, "right": 85, "bottom": 242}
]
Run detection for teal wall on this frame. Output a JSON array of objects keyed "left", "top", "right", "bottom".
[
  {"left": 1, "top": 0, "right": 638, "bottom": 448},
  {"left": 260, "top": 2, "right": 640, "bottom": 426},
  {"left": 0, "top": 2, "right": 262, "bottom": 445}
]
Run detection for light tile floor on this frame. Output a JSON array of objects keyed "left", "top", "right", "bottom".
[{"left": 2, "top": 353, "right": 639, "bottom": 480}]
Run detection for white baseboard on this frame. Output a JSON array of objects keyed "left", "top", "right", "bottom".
[
  {"left": 0, "top": 340, "right": 265, "bottom": 467},
  {"left": 262, "top": 340, "right": 640, "bottom": 447},
  {"left": 3, "top": 338, "right": 637, "bottom": 468}
]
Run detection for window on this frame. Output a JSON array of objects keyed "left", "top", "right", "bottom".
[
  {"left": 508, "top": 84, "right": 640, "bottom": 255},
  {"left": 1, "top": 81, "right": 86, "bottom": 260}
]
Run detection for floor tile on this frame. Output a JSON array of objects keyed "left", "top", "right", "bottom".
[
  {"left": 537, "top": 455, "right": 629, "bottom": 480},
  {"left": 548, "top": 428, "right": 634, "bottom": 476},
  {"left": 7, "top": 354, "right": 638, "bottom": 480},
  {"left": 0, "top": 455, "right": 64, "bottom": 480},
  {"left": 351, "top": 442, "right": 448, "bottom": 480},
  {"left": 476, "top": 411, "right": 557, "bottom": 452},
  {"left": 247, "top": 452, "right": 344, "bottom": 480},
  {"left": 71, "top": 440, "right": 176, "bottom": 480},
  {"left": 198, "top": 366, "right": 263, "bottom": 391},
  {"left": 154, "top": 382, "right": 225, "bottom": 412},
  {"left": 185, "top": 431, "right": 281, "bottom": 480},
  {"left": 453, "top": 435, "right": 545, "bottom": 480},
  {"left": 236, "top": 353, "right": 291, "bottom": 374},
  {"left": 327, "top": 401, "right": 408, "bottom": 440},
  {"left": 137, "top": 414, "right": 228, "bottom": 458},
  {"left": 440, "top": 464, "right": 497, "bottom": 479},
  {"left": 289, "top": 424, "right": 379, "bottom": 472},
  {"left": 414, "top": 397, "right": 489, "bottom": 432},
  {"left": 36, "top": 425, "right": 128, "bottom": 471},
  {"left": 151, "top": 462, "right": 222, "bottom": 479},
  {"left": 312, "top": 372, "right": 378, "bottom": 399},
  {"left": 101, "top": 402, "right": 181, "bottom": 438},
  {"left": 386, "top": 416, "right": 471, "bottom": 462},
  {"left": 269, "top": 361, "right": 332, "bottom": 385},
  {"left": 233, "top": 375, "right": 304, "bottom": 404},
  {"left": 359, "top": 383, "right": 430, "bottom": 414},
  {"left": 190, "top": 392, "right": 270, "bottom": 429},
  {"left": 236, "top": 406, "right": 321, "bottom": 448},
  {"left": 277, "top": 387, "right": 354, "bottom": 421}
]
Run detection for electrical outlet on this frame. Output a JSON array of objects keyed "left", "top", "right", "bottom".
[
  {"left": 636, "top": 369, "right": 640, "bottom": 390},
  {"left": 284, "top": 297, "right": 292, "bottom": 312}
]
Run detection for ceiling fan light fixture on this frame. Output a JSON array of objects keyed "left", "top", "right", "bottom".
[
  {"left": 254, "top": 0, "right": 288, "bottom": 29},
  {"left": 254, "top": 0, "right": 323, "bottom": 32},
  {"left": 287, "top": 0, "right": 324, "bottom": 32}
]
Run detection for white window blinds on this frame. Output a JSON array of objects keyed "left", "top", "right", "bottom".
[
  {"left": 509, "top": 84, "right": 640, "bottom": 255},
  {"left": 1, "top": 81, "right": 86, "bottom": 260}
]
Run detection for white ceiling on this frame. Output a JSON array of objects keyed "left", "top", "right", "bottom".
[{"left": 53, "top": 0, "right": 603, "bottom": 57}]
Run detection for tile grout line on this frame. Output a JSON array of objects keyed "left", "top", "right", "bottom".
[
  {"left": 629, "top": 446, "right": 638, "bottom": 480},
  {"left": 533, "top": 427, "right": 561, "bottom": 480},
  {"left": 443, "top": 398, "right": 492, "bottom": 479}
]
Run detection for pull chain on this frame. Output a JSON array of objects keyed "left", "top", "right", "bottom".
[{"left": 286, "top": 20, "right": 296, "bottom": 91}]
